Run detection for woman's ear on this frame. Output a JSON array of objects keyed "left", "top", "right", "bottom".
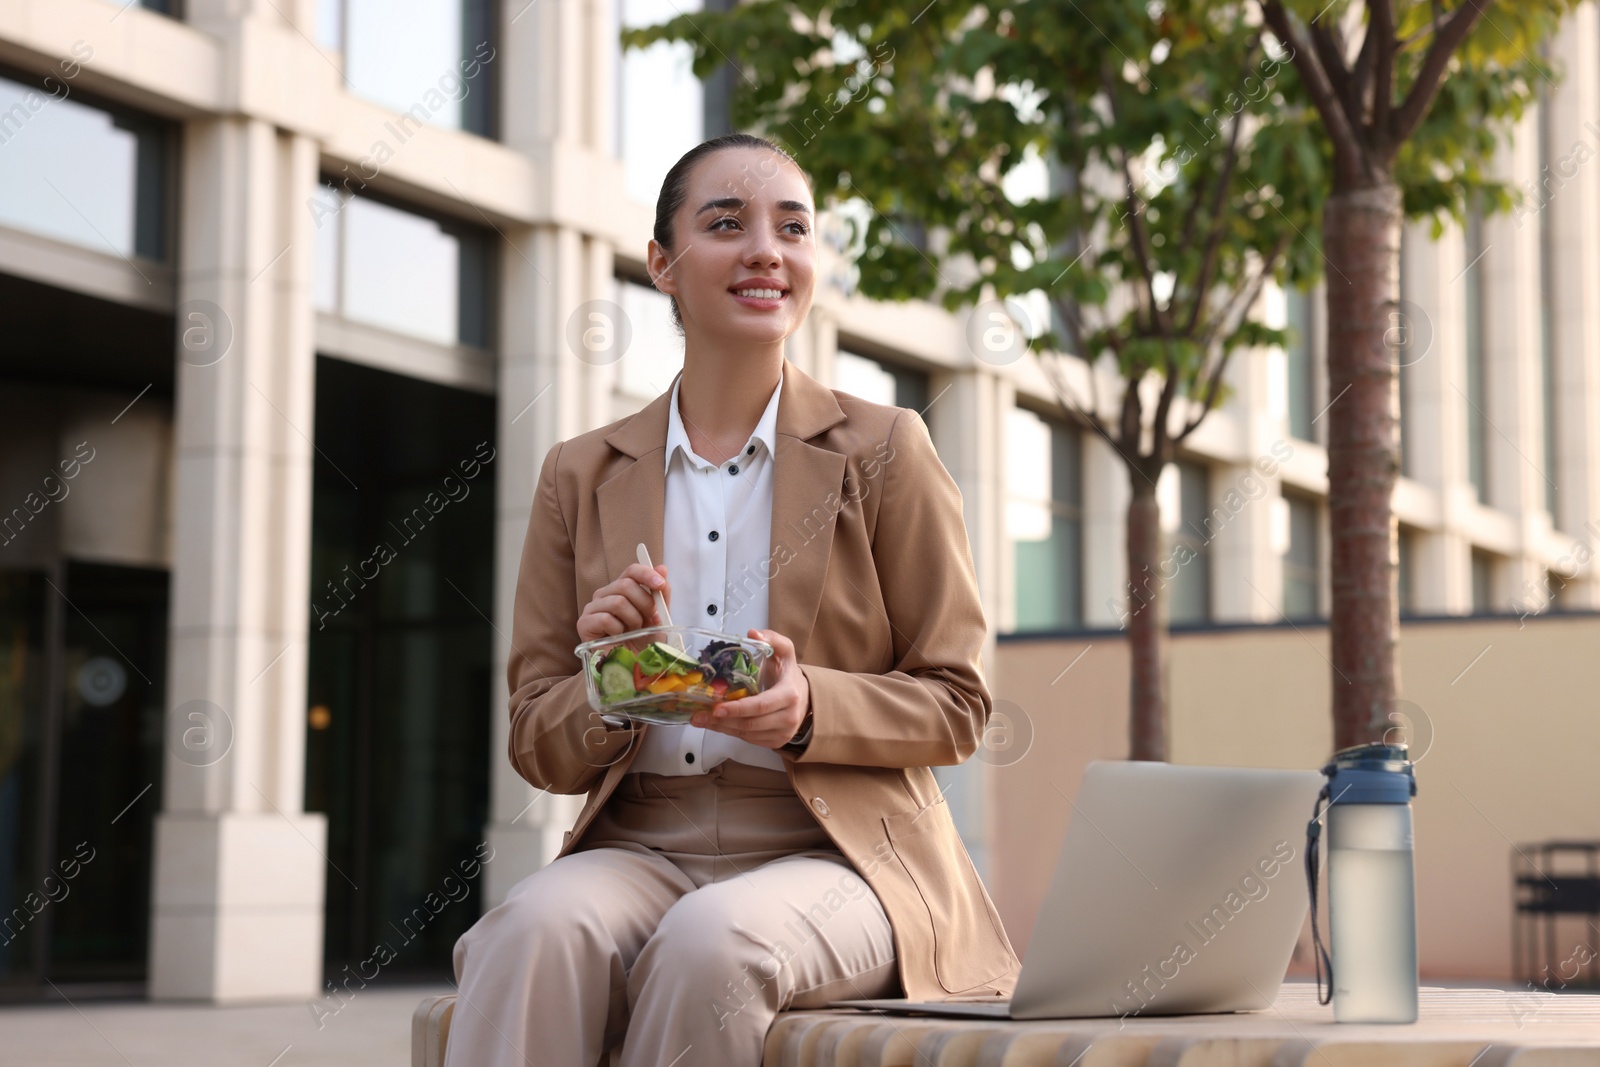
[{"left": 646, "top": 238, "right": 678, "bottom": 297}]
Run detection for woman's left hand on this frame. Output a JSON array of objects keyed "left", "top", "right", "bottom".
[{"left": 691, "top": 628, "right": 810, "bottom": 749}]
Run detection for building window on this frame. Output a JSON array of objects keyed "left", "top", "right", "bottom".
[
  {"left": 1285, "top": 286, "right": 1316, "bottom": 442},
  {"left": 1470, "top": 548, "right": 1495, "bottom": 614},
  {"left": 0, "top": 75, "right": 170, "bottom": 261},
  {"left": 1282, "top": 492, "right": 1320, "bottom": 620},
  {"left": 834, "top": 348, "right": 930, "bottom": 411},
  {"left": 614, "top": 274, "right": 685, "bottom": 400},
  {"left": 1464, "top": 208, "right": 1489, "bottom": 503},
  {"left": 617, "top": 0, "right": 708, "bottom": 204},
  {"left": 1007, "top": 407, "right": 1083, "bottom": 632},
  {"left": 1537, "top": 92, "right": 1559, "bottom": 520},
  {"left": 1168, "top": 460, "right": 1211, "bottom": 625},
  {"left": 317, "top": 0, "right": 498, "bottom": 138},
  {"left": 312, "top": 182, "right": 493, "bottom": 347},
  {"left": 1397, "top": 526, "right": 1416, "bottom": 617}
]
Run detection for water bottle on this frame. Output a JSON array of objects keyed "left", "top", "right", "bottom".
[{"left": 1306, "top": 742, "right": 1418, "bottom": 1023}]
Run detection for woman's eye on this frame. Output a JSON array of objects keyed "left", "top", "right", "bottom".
[
  {"left": 784, "top": 222, "right": 809, "bottom": 236},
  {"left": 711, "top": 216, "right": 740, "bottom": 230}
]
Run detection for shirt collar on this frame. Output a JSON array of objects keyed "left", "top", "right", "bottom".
[{"left": 665, "top": 370, "right": 784, "bottom": 474}]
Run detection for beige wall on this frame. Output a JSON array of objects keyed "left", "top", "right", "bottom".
[{"left": 991, "top": 613, "right": 1600, "bottom": 981}]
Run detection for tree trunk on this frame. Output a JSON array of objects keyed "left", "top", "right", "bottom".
[
  {"left": 1322, "top": 181, "right": 1403, "bottom": 750},
  {"left": 1125, "top": 478, "right": 1168, "bottom": 761}
]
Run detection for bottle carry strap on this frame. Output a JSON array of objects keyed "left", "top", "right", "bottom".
[{"left": 1305, "top": 785, "right": 1333, "bottom": 1006}]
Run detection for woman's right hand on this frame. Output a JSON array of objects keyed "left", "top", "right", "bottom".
[{"left": 577, "top": 563, "right": 671, "bottom": 643}]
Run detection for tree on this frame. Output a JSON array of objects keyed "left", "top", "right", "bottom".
[
  {"left": 1256, "top": 0, "right": 1575, "bottom": 748},
  {"left": 625, "top": 0, "right": 1325, "bottom": 759}
]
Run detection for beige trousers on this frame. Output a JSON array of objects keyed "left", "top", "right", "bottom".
[{"left": 446, "top": 760, "right": 901, "bottom": 1067}]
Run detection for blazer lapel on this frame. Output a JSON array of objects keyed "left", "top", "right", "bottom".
[
  {"left": 597, "top": 376, "right": 674, "bottom": 584},
  {"left": 597, "top": 360, "right": 848, "bottom": 660},
  {"left": 768, "top": 369, "right": 848, "bottom": 661}
]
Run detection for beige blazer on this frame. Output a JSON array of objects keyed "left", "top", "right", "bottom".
[{"left": 506, "top": 358, "right": 1021, "bottom": 1000}]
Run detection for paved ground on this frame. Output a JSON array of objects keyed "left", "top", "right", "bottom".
[{"left": 0, "top": 982, "right": 453, "bottom": 1066}]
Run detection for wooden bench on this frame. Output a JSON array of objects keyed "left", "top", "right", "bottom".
[{"left": 414, "top": 985, "right": 1600, "bottom": 1066}]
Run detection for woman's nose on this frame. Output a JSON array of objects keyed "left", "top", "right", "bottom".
[{"left": 744, "top": 234, "right": 780, "bottom": 267}]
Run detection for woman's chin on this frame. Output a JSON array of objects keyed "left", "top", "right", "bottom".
[{"left": 705, "top": 318, "right": 795, "bottom": 347}]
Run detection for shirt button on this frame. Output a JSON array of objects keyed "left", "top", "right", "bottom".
[
  {"left": 728, "top": 464, "right": 740, "bottom": 475},
  {"left": 708, "top": 530, "right": 719, "bottom": 542},
  {"left": 746, "top": 445, "right": 755, "bottom": 455},
  {"left": 685, "top": 752, "right": 695, "bottom": 764},
  {"left": 707, "top": 604, "right": 718, "bottom": 615},
  {"left": 811, "top": 797, "right": 830, "bottom": 817}
]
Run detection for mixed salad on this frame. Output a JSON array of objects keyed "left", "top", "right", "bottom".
[{"left": 592, "top": 637, "right": 762, "bottom": 711}]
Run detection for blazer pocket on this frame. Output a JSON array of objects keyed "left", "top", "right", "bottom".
[{"left": 883, "top": 797, "right": 1012, "bottom": 994}]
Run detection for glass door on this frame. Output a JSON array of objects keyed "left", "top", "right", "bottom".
[
  {"left": 0, "top": 562, "right": 167, "bottom": 996},
  {"left": 0, "top": 570, "right": 48, "bottom": 990},
  {"left": 306, "top": 356, "right": 494, "bottom": 978}
]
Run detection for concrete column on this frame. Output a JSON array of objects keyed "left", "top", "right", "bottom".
[
  {"left": 803, "top": 307, "right": 838, "bottom": 384},
  {"left": 1205, "top": 453, "right": 1288, "bottom": 624},
  {"left": 481, "top": 0, "right": 622, "bottom": 906},
  {"left": 501, "top": 0, "right": 591, "bottom": 146},
  {"left": 150, "top": 118, "right": 325, "bottom": 1001},
  {"left": 1211, "top": 334, "right": 1289, "bottom": 624},
  {"left": 1082, "top": 428, "right": 1129, "bottom": 628},
  {"left": 187, "top": 0, "right": 318, "bottom": 31},
  {"left": 582, "top": 0, "right": 618, "bottom": 153},
  {"left": 927, "top": 369, "right": 1006, "bottom": 881},
  {"left": 929, "top": 370, "right": 1006, "bottom": 657},
  {"left": 1404, "top": 217, "right": 1475, "bottom": 615},
  {"left": 1542, "top": 7, "right": 1600, "bottom": 608},
  {"left": 583, "top": 235, "right": 620, "bottom": 431},
  {"left": 1400, "top": 218, "right": 1448, "bottom": 491},
  {"left": 1480, "top": 108, "right": 1551, "bottom": 608},
  {"left": 485, "top": 222, "right": 592, "bottom": 908}
]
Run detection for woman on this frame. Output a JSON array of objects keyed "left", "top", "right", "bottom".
[{"left": 447, "top": 134, "right": 1019, "bottom": 1067}]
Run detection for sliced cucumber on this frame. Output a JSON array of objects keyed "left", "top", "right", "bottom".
[
  {"left": 646, "top": 641, "right": 700, "bottom": 672},
  {"left": 598, "top": 661, "right": 637, "bottom": 703}
]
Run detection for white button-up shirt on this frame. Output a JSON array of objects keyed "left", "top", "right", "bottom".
[{"left": 626, "top": 372, "right": 788, "bottom": 776}]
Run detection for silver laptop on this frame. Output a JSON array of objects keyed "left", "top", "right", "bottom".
[{"left": 831, "top": 760, "right": 1323, "bottom": 1020}]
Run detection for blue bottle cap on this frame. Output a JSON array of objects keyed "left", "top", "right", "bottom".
[{"left": 1322, "top": 741, "right": 1417, "bottom": 804}]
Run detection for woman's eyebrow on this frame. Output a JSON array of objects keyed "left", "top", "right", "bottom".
[
  {"left": 695, "top": 197, "right": 813, "bottom": 218},
  {"left": 695, "top": 197, "right": 745, "bottom": 216}
]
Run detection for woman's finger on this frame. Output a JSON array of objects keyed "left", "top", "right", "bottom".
[
  {"left": 577, "top": 565, "right": 672, "bottom": 644},
  {"left": 710, "top": 688, "right": 780, "bottom": 719},
  {"left": 622, "top": 563, "right": 671, "bottom": 610},
  {"left": 577, "top": 594, "right": 651, "bottom": 639},
  {"left": 594, "top": 576, "right": 651, "bottom": 619},
  {"left": 597, "top": 593, "right": 650, "bottom": 631},
  {"left": 755, "top": 628, "right": 794, "bottom": 658},
  {"left": 596, "top": 566, "right": 669, "bottom": 614},
  {"left": 703, "top": 715, "right": 781, "bottom": 743},
  {"left": 577, "top": 611, "right": 626, "bottom": 641},
  {"left": 617, "top": 582, "right": 659, "bottom": 624}
]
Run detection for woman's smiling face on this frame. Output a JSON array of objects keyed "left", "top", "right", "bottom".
[{"left": 650, "top": 146, "right": 817, "bottom": 346}]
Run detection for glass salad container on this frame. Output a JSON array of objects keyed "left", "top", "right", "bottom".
[{"left": 573, "top": 625, "right": 773, "bottom": 726}]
